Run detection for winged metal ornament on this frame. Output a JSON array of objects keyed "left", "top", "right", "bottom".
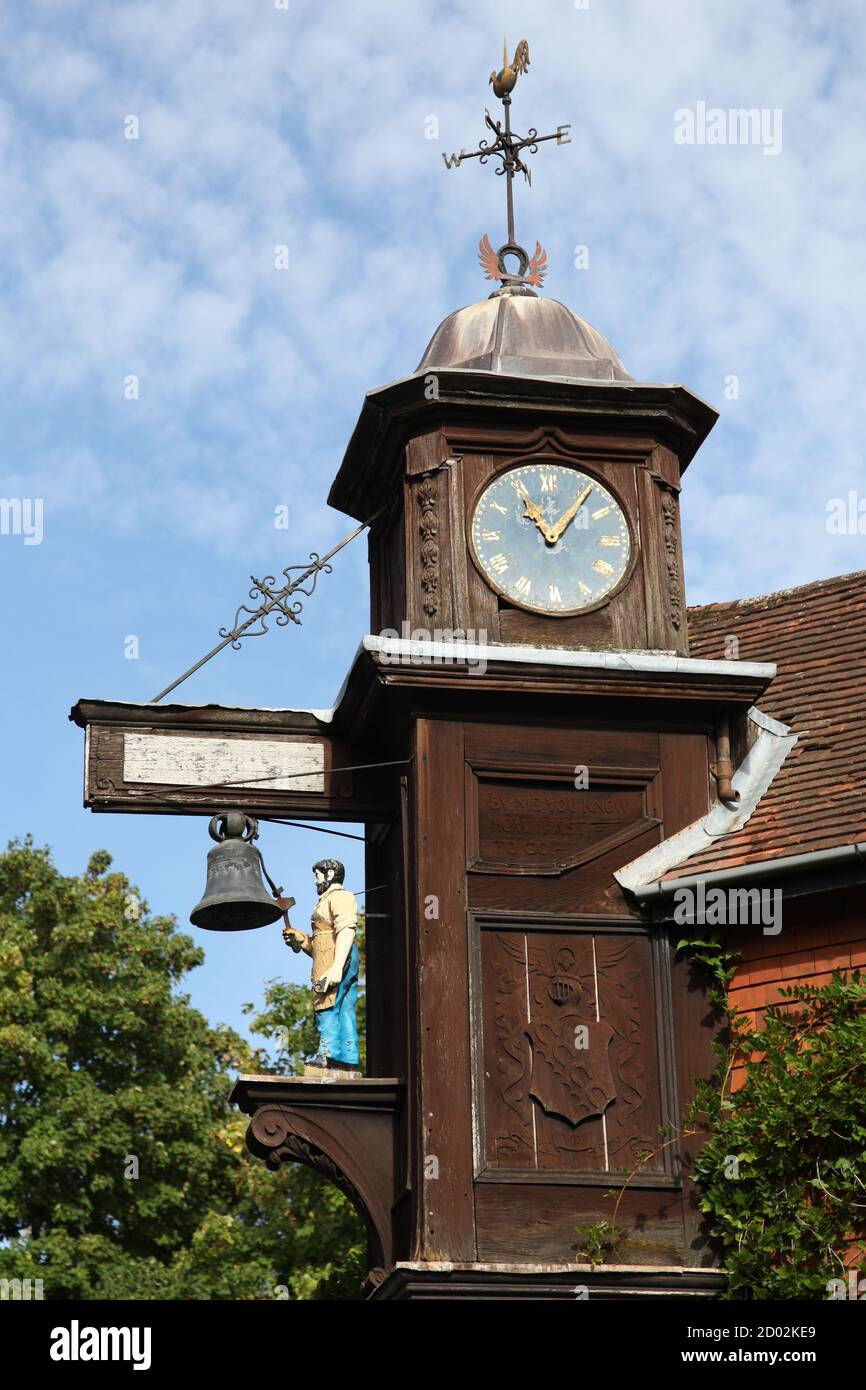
[
  {"left": 478, "top": 233, "right": 500, "bottom": 281},
  {"left": 478, "top": 233, "right": 549, "bottom": 290},
  {"left": 525, "top": 241, "right": 548, "bottom": 287}
]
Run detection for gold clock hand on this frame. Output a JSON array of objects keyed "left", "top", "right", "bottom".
[
  {"left": 549, "top": 484, "right": 593, "bottom": 543},
  {"left": 517, "top": 485, "right": 555, "bottom": 541}
]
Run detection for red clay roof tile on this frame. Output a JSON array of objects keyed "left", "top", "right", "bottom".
[{"left": 675, "top": 569, "right": 866, "bottom": 875}]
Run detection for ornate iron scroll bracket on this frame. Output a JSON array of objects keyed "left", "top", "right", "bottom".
[{"left": 149, "top": 511, "right": 381, "bottom": 704}]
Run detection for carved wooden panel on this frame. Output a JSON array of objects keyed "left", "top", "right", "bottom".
[
  {"left": 470, "top": 722, "right": 715, "bottom": 915},
  {"left": 464, "top": 722, "right": 662, "bottom": 913},
  {"left": 470, "top": 776, "right": 647, "bottom": 874},
  {"left": 473, "top": 919, "right": 671, "bottom": 1179}
]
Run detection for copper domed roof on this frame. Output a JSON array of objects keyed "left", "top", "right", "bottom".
[{"left": 416, "top": 290, "right": 631, "bottom": 383}]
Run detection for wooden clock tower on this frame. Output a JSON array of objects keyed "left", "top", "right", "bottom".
[
  {"left": 225, "top": 270, "right": 774, "bottom": 1297},
  {"left": 228, "top": 48, "right": 776, "bottom": 1298}
]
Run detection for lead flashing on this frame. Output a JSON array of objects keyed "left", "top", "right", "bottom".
[
  {"left": 614, "top": 706, "right": 798, "bottom": 893},
  {"left": 361, "top": 634, "right": 776, "bottom": 681}
]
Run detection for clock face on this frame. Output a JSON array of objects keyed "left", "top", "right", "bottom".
[{"left": 470, "top": 462, "right": 631, "bottom": 615}]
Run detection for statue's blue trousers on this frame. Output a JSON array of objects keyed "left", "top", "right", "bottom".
[{"left": 315, "top": 940, "right": 360, "bottom": 1065}]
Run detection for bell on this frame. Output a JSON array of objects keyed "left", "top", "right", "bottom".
[{"left": 190, "top": 811, "right": 284, "bottom": 931}]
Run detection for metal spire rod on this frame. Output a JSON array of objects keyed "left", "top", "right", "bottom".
[
  {"left": 504, "top": 95, "right": 516, "bottom": 245},
  {"left": 441, "top": 37, "right": 570, "bottom": 293},
  {"left": 148, "top": 511, "right": 381, "bottom": 705}
]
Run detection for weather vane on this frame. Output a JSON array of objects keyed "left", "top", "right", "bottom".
[{"left": 442, "top": 38, "right": 571, "bottom": 294}]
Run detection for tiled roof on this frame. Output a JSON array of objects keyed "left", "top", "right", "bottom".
[{"left": 673, "top": 569, "right": 866, "bottom": 876}]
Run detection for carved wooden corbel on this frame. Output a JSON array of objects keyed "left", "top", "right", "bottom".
[{"left": 233, "top": 1078, "right": 403, "bottom": 1279}]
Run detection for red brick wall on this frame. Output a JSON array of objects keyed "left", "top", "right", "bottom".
[{"left": 725, "top": 885, "right": 866, "bottom": 1090}]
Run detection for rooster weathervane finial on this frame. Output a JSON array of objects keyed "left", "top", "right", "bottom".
[
  {"left": 489, "top": 37, "right": 530, "bottom": 99},
  {"left": 442, "top": 38, "right": 571, "bottom": 296}
]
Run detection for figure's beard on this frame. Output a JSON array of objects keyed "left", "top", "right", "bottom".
[{"left": 315, "top": 879, "right": 329, "bottom": 896}]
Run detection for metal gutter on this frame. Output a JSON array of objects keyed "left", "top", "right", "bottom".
[{"left": 627, "top": 842, "right": 866, "bottom": 900}]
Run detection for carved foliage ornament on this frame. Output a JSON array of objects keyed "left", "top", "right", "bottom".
[
  {"left": 417, "top": 480, "right": 440, "bottom": 618},
  {"left": 661, "top": 491, "right": 683, "bottom": 631},
  {"left": 648, "top": 468, "right": 683, "bottom": 632}
]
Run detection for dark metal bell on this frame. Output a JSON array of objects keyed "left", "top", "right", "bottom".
[{"left": 190, "top": 811, "right": 283, "bottom": 932}]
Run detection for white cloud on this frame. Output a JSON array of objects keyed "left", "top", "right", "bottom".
[{"left": 0, "top": 0, "right": 862, "bottom": 593}]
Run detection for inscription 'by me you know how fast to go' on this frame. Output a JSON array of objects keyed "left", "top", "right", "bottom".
[
  {"left": 479, "top": 785, "right": 640, "bottom": 864},
  {"left": 470, "top": 462, "right": 631, "bottom": 616}
]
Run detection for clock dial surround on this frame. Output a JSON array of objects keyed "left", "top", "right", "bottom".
[{"left": 469, "top": 461, "right": 634, "bottom": 617}]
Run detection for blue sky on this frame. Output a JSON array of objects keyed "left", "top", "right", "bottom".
[{"left": 1, "top": 0, "right": 863, "bottom": 1042}]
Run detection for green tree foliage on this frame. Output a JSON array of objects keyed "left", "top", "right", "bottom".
[
  {"left": 689, "top": 970, "right": 866, "bottom": 1299},
  {"left": 0, "top": 838, "right": 364, "bottom": 1300}
]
